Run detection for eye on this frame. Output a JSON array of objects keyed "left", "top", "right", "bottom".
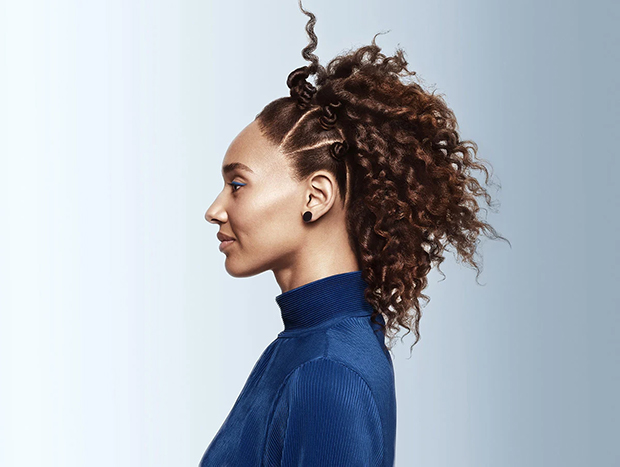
[{"left": 228, "top": 181, "right": 246, "bottom": 193}]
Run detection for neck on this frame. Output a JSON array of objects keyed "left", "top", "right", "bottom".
[{"left": 273, "top": 252, "right": 360, "bottom": 294}]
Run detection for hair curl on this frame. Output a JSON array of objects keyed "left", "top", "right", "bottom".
[{"left": 256, "top": 0, "right": 510, "bottom": 356}]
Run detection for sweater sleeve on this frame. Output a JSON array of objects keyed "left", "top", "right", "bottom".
[{"left": 279, "top": 358, "right": 384, "bottom": 467}]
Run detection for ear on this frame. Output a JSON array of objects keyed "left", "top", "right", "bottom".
[{"left": 303, "top": 171, "right": 339, "bottom": 221}]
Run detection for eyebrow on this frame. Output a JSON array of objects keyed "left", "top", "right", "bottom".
[{"left": 222, "top": 162, "right": 255, "bottom": 176}]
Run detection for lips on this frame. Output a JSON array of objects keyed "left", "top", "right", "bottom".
[
  {"left": 217, "top": 232, "right": 235, "bottom": 242},
  {"left": 219, "top": 239, "right": 235, "bottom": 252},
  {"left": 217, "top": 232, "right": 236, "bottom": 252}
]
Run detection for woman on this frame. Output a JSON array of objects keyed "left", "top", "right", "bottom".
[{"left": 200, "top": 1, "right": 507, "bottom": 465}]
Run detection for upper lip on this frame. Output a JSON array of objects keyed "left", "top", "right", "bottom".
[{"left": 217, "top": 232, "right": 235, "bottom": 242}]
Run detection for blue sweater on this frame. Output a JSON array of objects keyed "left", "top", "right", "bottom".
[{"left": 199, "top": 270, "right": 397, "bottom": 466}]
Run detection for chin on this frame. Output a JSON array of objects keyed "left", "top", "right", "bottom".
[{"left": 224, "top": 258, "right": 265, "bottom": 278}]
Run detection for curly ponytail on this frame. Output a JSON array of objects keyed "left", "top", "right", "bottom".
[{"left": 256, "top": 0, "right": 510, "bottom": 355}]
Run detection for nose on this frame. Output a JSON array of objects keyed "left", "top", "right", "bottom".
[{"left": 205, "top": 194, "right": 227, "bottom": 225}]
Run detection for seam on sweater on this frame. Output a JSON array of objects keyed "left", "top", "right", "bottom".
[
  {"left": 260, "top": 356, "right": 328, "bottom": 466},
  {"left": 324, "top": 326, "right": 330, "bottom": 358},
  {"left": 260, "top": 377, "right": 287, "bottom": 466},
  {"left": 325, "top": 326, "right": 386, "bottom": 466},
  {"left": 320, "top": 357, "right": 385, "bottom": 466},
  {"left": 263, "top": 356, "right": 385, "bottom": 466}
]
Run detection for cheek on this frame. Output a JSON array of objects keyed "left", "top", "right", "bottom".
[{"left": 236, "top": 189, "right": 301, "bottom": 248}]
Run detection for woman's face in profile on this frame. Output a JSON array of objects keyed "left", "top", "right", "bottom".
[{"left": 205, "top": 119, "right": 307, "bottom": 277}]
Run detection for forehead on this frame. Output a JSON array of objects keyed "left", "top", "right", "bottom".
[{"left": 221, "top": 120, "right": 287, "bottom": 177}]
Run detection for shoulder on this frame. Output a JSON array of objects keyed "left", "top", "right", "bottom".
[{"left": 285, "top": 357, "right": 380, "bottom": 415}]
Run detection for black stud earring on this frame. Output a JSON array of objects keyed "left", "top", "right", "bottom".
[{"left": 303, "top": 211, "right": 312, "bottom": 222}]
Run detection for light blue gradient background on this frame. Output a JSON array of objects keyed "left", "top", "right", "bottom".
[{"left": 1, "top": 0, "right": 617, "bottom": 466}]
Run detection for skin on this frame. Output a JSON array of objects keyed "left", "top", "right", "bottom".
[{"left": 205, "top": 119, "right": 360, "bottom": 294}]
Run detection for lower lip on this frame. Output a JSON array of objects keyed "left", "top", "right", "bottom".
[{"left": 219, "top": 240, "right": 235, "bottom": 251}]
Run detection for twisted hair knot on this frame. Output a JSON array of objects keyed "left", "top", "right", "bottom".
[
  {"left": 329, "top": 140, "right": 349, "bottom": 161},
  {"left": 318, "top": 100, "right": 342, "bottom": 130},
  {"left": 286, "top": 66, "right": 317, "bottom": 108}
]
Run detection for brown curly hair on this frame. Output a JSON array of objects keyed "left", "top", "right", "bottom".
[{"left": 256, "top": 0, "right": 510, "bottom": 356}]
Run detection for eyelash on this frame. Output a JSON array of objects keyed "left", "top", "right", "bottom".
[{"left": 228, "top": 182, "right": 246, "bottom": 192}]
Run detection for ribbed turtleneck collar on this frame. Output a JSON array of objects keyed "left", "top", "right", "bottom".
[{"left": 275, "top": 270, "right": 374, "bottom": 336}]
